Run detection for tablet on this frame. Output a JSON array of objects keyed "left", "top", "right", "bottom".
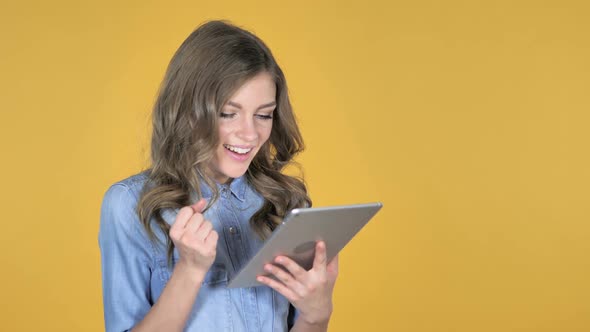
[{"left": 227, "top": 202, "right": 383, "bottom": 288}]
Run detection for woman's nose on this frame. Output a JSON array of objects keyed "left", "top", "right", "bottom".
[{"left": 236, "top": 116, "right": 257, "bottom": 141}]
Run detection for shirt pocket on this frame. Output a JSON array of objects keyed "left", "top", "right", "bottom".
[
  {"left": 203, "top": 262, "right": 228, "bottom": 285},
  {"left": 153, "top": 254, "right": 232, "bottom": 330},
  {"left": 156, "top": 250, "right": 229, "bottom": 285}
]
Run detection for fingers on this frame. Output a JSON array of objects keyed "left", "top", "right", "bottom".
[
  {"left": 184, "top": 213, "right": 205, "bottom": 234},
  {"left": 327, "top": 254, "right": 339, "bottom": 269},
  {"left": 327, "top": 254, "right": 339, "bottom": 278},
  {"left": 190, "top": 198, "right": 207, "bottom": 213},
  {"left": 194, "top": 219, "right": 213, "bottom": 242},
  {"left": 171, "top": 199, "right": 207, "bottom": 232},
  {"left": 168, "top": 199, "right": 218, "bottom": 272},
  {"left": 269, "top": 244, "right": 328, "bottom": 284},
  {"left": 259, "top": 241, "right": 337, "bottom": 325},
  {"left": 170, "top": 199, "right": 211, "bottom": 244},
  {"left": 204, "top": 229, "right": 218, "bottom": 246},
  {"left": 274, "top": 256, "right": 307, "bottom": 281},
  {"left": 183, "top": 214, "right": 216, "bottom": 245},
  {"left": 312, "top": 241, "right": 328, "bottom": 274},
  {"left": 263, "top": 263, "right": 306, "bottom": 295},
  {"left": 169, "top": 206, "right": 194, "bottom": 240},
  {"left": 259, "top": 253, "right": 331, "bottom": 306},
  {"left": 199, "top": 228, "right": 218, "bottom": 257},
  {"left": 257, "top": 275, "right": 299, "bottom": 303}
]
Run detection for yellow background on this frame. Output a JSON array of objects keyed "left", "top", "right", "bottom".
[{"left": 1, "top": 0, "right": 589, "bottom": 331}]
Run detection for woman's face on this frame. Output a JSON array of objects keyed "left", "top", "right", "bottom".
[{"left": 208, "top": 71, "right": 276, "bottom": 183}]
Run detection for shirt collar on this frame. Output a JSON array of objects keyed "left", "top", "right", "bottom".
[{"left": 200, "top": 175, "right": 247, "bottom": 202}]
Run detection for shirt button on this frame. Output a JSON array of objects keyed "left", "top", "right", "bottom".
[
  {"left": 221, "top": 186, "right": 229, "bottom": 195},
  {"left": 229, "top": 226, "right": 236, "bottom": 234}
]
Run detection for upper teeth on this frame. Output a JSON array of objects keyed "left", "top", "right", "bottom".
[{"left": 224, "top": 145, "right": 252, "bottom": 154}]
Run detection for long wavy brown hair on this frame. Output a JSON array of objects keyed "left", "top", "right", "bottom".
[{"left": 137, "top": 20, "right": 311, "bottom": 263}]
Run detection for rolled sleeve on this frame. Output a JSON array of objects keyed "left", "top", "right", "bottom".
[{"left": 99, "top": 184, "right": 153, "bottom": 332}]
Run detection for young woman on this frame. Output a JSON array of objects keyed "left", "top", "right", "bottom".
[{"left": 99, "top": 20, "right": 338, "bottom": 332}]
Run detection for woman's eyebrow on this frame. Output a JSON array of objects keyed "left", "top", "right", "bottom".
[{"left": 227, "top": 101, "right": 277, "bottom": 110}]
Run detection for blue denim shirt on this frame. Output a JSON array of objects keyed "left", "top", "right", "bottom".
[{"left": 99, "top": 172, "right": 293, "bottom": 331}]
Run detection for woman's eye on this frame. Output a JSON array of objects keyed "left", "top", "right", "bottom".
[
  {"left": 219, "top": 112, "right": 236, "bottom": 119},
  {"left": 256, "top": 114, "right": 273, "bottom": 120}
]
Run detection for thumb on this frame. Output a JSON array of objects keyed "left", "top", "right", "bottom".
[{"left": 190, "top": 198, "right": 207, "bottom": 213}]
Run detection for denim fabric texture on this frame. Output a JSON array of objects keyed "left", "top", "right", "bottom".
[{"left": 99, "top": 172, "right": 292, "bottom": 331}]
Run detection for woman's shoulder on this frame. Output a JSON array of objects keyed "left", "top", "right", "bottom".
[
  {"left": 101, "top": 171, "right": 150, "bottom": 224},
  {"left": 106, "top": 171, "right": 150, "bottom": 198},
  {"left": 99, "top": 171, "right": 155, "bottom": 261}
]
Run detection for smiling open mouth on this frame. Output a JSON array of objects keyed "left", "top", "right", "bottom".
[{"left": 223, "top": 144, "right": 253, "bottom": 155}]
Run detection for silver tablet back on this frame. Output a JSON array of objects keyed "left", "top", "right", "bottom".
[{"left": 228, "top": 202, "right": 383, "bottom": 288}]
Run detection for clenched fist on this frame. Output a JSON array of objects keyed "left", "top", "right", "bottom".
[{"left": 169, "top": 199, "right": 218, "bottom": 278}]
